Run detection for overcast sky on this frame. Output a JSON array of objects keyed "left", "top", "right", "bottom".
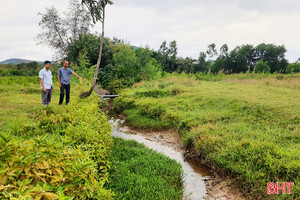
[{"left": 0, "top": 0, "right": 299, "bottom": 62}]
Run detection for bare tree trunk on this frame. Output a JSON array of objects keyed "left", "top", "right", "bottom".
[{"left": 80, "top": 7, "right": 105, "bottom": 98}]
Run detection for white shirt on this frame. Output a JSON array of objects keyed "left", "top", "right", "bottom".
[{"left": 39, "top": 68, "right": 53, "bottom": 89}]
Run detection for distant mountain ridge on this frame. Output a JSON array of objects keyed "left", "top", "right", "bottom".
[
  {"left": 0, "top": 58, "right": 43, "bottom": 65},
  {"left": 0, "top": 58, "right": 59, "bottom": 65}
]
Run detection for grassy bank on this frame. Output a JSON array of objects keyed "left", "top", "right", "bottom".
[
  {"left": 114, "top": 73, "right": 300, "bottom": 199},
  {"left": 0, "top": 76, "right": 183, "bottom": 199},
  {"left": 106, "top": 138, "right": 183, "bottom": 200}
]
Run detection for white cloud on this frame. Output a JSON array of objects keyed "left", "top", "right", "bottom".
[{"left": 0, "top": 0, "right": 299, "bottom": 62}]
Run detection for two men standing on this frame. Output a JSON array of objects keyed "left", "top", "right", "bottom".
[{"left": 39, "top": 60, "right": 79, "bottom": 106}]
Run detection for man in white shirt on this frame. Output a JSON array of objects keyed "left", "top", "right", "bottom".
[{"left": 39, "top": 61, "right": 54, "bottom": 105}]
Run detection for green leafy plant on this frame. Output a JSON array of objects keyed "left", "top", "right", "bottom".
[
  {"left": 255, "top": 60, "right": 271, "bottom": 74},
  {"left": 1, "top": 94, "right": 113, "bottom": 199}
]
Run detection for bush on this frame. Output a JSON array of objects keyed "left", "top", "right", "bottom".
[
  {"left": 254, "top": 60, "right": 271, "bottom": 74},
  {"left": 135, "top": 89, "right": 171, "bottom": 98},
  {"left": 286, "top": 63, "right": 300, "bottom": 73},
  {"left": 0, "top": 133, "right": 110, "bottom": 199},
  {"left": 107, "top": 79, "right": 124, "bottom": 94},
  {"left": 113, "top": 97, "right": 136, "bottom": 113},
  {"left": 0, "top": 96, "right": 113, "bottom": 199}
]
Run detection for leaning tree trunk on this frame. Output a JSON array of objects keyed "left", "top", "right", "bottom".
[{"left": 80, "top": 7, "right": 106, "bottom": 98}]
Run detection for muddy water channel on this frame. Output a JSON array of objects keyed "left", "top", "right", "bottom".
[{"left": 111, "top": 119, "right": 210, "bottom": 200}]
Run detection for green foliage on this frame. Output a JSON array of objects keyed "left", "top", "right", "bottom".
[
  {"left": 100, "top": 44, "right": 162, "bottom": 92},
  {"left": 154, "top": 43, "right": 288, "bottom": 75},
  {"left": 176, "top": 57, "right": 197, "bottom": 73},
  {"left": 153, "top": 40, "right": 178, "bottom": 73},
  {"left": 68, "top": 38, "right": 163, "bottom": 93},
  {"left": 81, "top": 0, "right": 113, "bottom": 24},
  {"left": 114, "top": 74, "right": 300, "bottom": 199},
  {"left": 0, "top": 85, "right": 113, "bottom": 199},
  {"left": 65, "top": 33, "right": 292, "bottom": 93},
  {"left": 135, "top": 89, "right": 171, "bottom": 98},
  {"left": 140, "top": 58, "right": 162, "bottom": 81},
  {"left": 286, "top": 63, "right": 300, "bottom": 73},
  {"left": 106, "top": 138, "right": 183, "bottom": 200},
  {"left": 0, "top": 132, "right": 110, "bottom": 199},
  {"left": 37, "top": 0, "right": 93, "bottom": 57},
  {"left": 112, "top": 44, "right": 138, "bottom": 81},
  {"left": 124, "top": 109, "right": 172, "bottom": 131},
  {"left": 67, "top": 34, "right": 113, "bottom": 66},
  {"left": 254, "top": 60, "right": 271, "bottom": 74},
  {"left": 72, "top": 48, "right": 95, "bottom": 81},
  {"left": 0, "top": 63, "right": 60, "bottom": 77},
  {"left": 1, "top": 76, "right": 186, "bottom": 199}
]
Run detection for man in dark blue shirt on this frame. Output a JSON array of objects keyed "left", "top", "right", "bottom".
[{"left": 58, "top": 60, "right": 80, "bottom": 105}]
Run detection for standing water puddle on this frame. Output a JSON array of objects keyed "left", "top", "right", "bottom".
[{"left": 110, "top": 119, "right": 210, "bottom": 200}]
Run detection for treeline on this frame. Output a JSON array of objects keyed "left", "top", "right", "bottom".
[
  {"left": 0, "top": 62, "right": 60, "bottom": 76},
  {"left": 1, "top": 35, "right": 300, "bottom": 93},
  {"left": 0, "top": 62, "right": 40, "bottom": 76},
  {"left": 154, "top": 42, "right": 300, "bottom": 74},
  {"left": 65, "top": 33, "right": 300, "bottom": 91}
]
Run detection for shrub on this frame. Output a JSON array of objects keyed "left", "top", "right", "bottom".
[
  {"left": 286, "top": 63, "right": 300, "bottom": 74},
  {"left": 135, "top": 89, "right": 170, "bottom": 98},
  {"left": 254, "top": 60, "right": 271, "bottom": 74},
  {"left": 0, "top": 133, "right": 110, "bottom": 199},
  {"left": 138, "top": 102, "right": 165, "bottom": 119},
  {"left": 107, "top": 79, "right": 124, "bottom": 94},
  {"left": 140, "top": 59, "right": 162, "bottom": 81},
  {"left": 0, "top": 96, "right": 113, "bottom": 199},
  {"left": 170, "top": 87, "right": 182, "bottom": 95},
  {"left": 113, "top": 97, "right": 135, "bottom": 113}
]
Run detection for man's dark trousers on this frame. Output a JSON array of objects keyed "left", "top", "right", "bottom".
[{"left": 59, "top": 84, "right": 70, "bottom": 105}]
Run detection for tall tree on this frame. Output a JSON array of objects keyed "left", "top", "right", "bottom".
[
  {"left": 220, "top": 44, "right": 229, "bottom": 57},
  {"left": 195, "top": 52, "right": 207, "bottom": 73},
  {"left": 167, "top": 40, "right": 178, "bottom": 72},
  {"left": 239, "top": 44, "right": 256, "bottom": 72},
  {"left": 206, "top": 43, "right": 218, "bottom": 58},
  {"left": 255, "top": 43, "right": 288, "bottom": 73},
  {"left": 80, "top": 0, "right": 113, "bottom": 97},
  {"left": 156, "top": 40, "right": 178, "bottom": 72},
  {"left": 65, "top": 0, "right": 92, "bottom": 44},
  {"left": 37, "top": 0, "right": 92, "bottom": 58},
  {"left": 158, "top": 41, "right": 168, "bottom": 69}
]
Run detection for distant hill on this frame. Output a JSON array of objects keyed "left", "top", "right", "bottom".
[
  {"left": 0, "top": 58, "right": 41, "bottom": 65},
  {"left": 0, "top": 58, "right": 60, "bottom": 65}
]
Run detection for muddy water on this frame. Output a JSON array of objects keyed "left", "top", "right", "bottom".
[{"left": 110, "top": 119, "right": 210, "bottom": 200}]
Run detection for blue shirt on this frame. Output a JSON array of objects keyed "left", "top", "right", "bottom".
[
  {"left": 58, "top": 67, "right": 73, "bottom": 85},
  {"left": 39, "top": 68, "right": 53, "bottom": 89}
]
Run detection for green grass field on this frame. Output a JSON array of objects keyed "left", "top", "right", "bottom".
[
  {"left": 114, "top": 73, "right": 300, "bottom": 199},
  {"left": 0, "top": 76, "right": 183, "bottom": 199}
]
